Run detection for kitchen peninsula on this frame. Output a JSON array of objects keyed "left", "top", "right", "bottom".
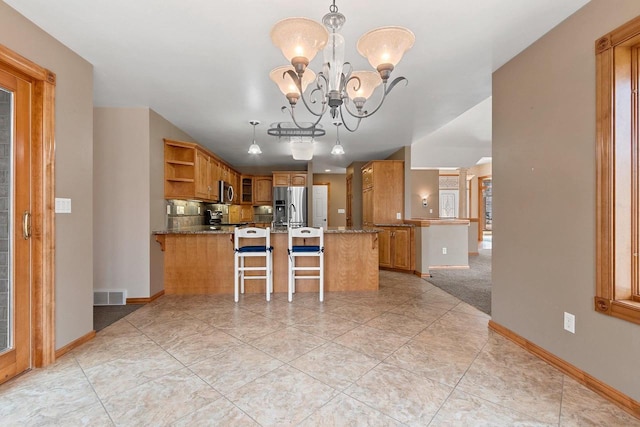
[{"left": 154, "top": 227, "right": 380, "bottom": 295}]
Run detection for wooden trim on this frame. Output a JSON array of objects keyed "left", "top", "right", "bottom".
[
  {"left": 428, "top": 265, "right": 470, "bottom": 270},
  {"left": 126, "top": 290, "right": 165, "bottom": 304},
  {"left": 380, "top": 267, "right": 415, "bottom": 274},
  {"left": 155, "top": 234, "right": 166, "bottom": 251},
  {"left": 414, "top": 271, "right": 431, "bottom": 279},
  {"left": 469, "top": 251, "right": 480, "bottom": 256},
  {"left": 489, "top": 321, "right": 640, "bottom": 419},
  {"left": 55, "top": 331, "right": 96, "bottom": 359},
  {"left": 0, "top": 45, "right": 57, "bottom": 369}
]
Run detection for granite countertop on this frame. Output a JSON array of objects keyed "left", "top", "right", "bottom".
[
  {"left": 372, "top": 223, "right": 416, "bottom": 227},
  {"left": 154, "top": 226, "right": 381, "bottom": 235}
]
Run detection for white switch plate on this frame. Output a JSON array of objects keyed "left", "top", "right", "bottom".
[
  {"left": 442, "top": 247, "right": 447, "bottom": 255},
  {"left": 166, "top": 205, "right": 171, "bottom": 214},
  {"left": 564, "top": 312, "right": 575, "bottom": 333},
  {"left": 396, "top": 212, "right": 402, "bottom": 219},
  {"left": 338, "top": 208, "right": 345, "bottom": 214},
  {"left": 176, "top": 206, "right": 185, "bottom": 215},
  {"left": 55, "top": 198, "right": 72, "bottom": 214},
  {"left": 429, "top": 209, "right": 433, "bottom": 214}
]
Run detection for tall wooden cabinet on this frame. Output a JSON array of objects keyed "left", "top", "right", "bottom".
[{"left": 361, "top": 160, "right": 404, "bottom": 225}]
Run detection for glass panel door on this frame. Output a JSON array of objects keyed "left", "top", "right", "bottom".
[{"left": 0, "top": 88, "right": 11, "bottom": 354}]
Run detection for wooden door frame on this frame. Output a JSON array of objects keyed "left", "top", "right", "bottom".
[
  {"left": 0, "top": 44, "right": 56, "bottom": 368},
  {"left": 478, "top": 175, "right": 492, "bottom": 242}
]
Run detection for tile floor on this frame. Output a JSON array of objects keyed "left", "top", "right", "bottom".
[{"left": 1, "top": 270, "right": 638, "bottom": 426}]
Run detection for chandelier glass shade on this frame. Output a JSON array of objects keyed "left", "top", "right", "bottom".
[{"left": 269, "top": 0, "right": 414, "bottom": 132}]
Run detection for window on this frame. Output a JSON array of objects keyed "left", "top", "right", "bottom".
[{"left": 595, "top": 16, "right": 640, "bottom": 324}]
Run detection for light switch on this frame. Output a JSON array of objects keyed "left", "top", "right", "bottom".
[
  {"left": 338, "top": 208, "right": 345, "bottom": 214},
  {"left": 55, "top": 198, "right": 72, "bottom": 214},
  {"left": 396, "top": 212, "right": 402, "bottom": 219}
]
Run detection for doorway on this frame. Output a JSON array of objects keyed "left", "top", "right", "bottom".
[
  {"left": 312, "top": 185, "right": 328, "bottom": 229},
  {"left": 479, "top": 176, "right": 492, "bottom": 246},
  {"left": 0, "top": 48, "right": 56, "bottom": 384}
]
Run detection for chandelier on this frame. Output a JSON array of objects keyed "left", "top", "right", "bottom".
[{"left": 269, "top": 0, "right": 415, "bottom": 132}]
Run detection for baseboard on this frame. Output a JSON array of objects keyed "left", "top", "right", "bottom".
[
  {"left": 379, "top": 267, "right": 415, "bottom": 275},
  {"left": 55, "top": 330, "right": 96, "bottom": 359},
  {"left": 469, "top": 251, "right": 479, "bottom": 256},
  {"left": 414, "top": 270, "right": 432, "bottom": 278},
  {"left": 126, "top": 289, "right": 164, "bottom": 304},
  {"left": 488, "top": 320, "right": 640, "bottom": 419},
  {"left": 428, "top": 265, "right": 470, "bottom": 270}
]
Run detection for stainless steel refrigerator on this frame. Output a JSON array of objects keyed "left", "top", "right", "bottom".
[{"left": 273, "top": 186, "right": 307, "bottom": 228}]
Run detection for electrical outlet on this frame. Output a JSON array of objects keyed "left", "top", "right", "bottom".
[
  {"left": 198, "top": 206, "right": 201, "bottom": 214},
  {"left": 396, "top": 212, "right": 402, "bottom": 219},
  {"left": 338, "top": 208, "right": 345, "bottom": 214},
  {"left": 177, "top": 206, "right": 185, "bottom": 215},
  {"left": 564, "top": 312, "right": 575, "bottom": 334},
  {"left": 429, "top": 209, "right": 433, "bottom": 214},
  {"left": 442, "top": 247, "right": 447, "bottom": 255},
  {"left": 166, "top": 205, "right": 171, "bottom": 215}
]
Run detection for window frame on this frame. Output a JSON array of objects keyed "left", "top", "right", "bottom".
[{"left": 595, "top": 16, "right": 640, "bottom": 324}]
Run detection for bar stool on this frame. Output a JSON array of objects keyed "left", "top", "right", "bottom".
[
  {"left": 234, "top": 227, "right": 273, "bottom": 302},
  {"left": 287, "top": 227, "right": 324, "bottom": 302}
]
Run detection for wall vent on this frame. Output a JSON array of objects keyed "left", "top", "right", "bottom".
[{"left": 93, "top": 289, "right": 127, "bottom": 306}]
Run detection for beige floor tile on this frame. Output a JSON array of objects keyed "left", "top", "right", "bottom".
[
  {"left": 412, "top": 288, "right": 461, "bottom": 310},
  {"left": 389, "top": 300, "right": 449, "bottom": 324},
  {"left": 72, "top": 332, "right": 158, "bottom": 370},
  {"left": 333, "top": 324, "right": 411, "bottom": 360},
  {"left": 139, "top": 315, "right": 219, "bottom": 346},
  {"left": 345, "top": 362, "right": 453, "bottom": 426},
  {"left": 125, "top": 305, "right": 190, "bottom": 329},
  {"left": 290, "top": 342, "right": 380, "bottom": 390},
  {"left": 559, "top": 377, "right": 640, "bottom": 427},
  {"left": 325, "top": 303, "right": 385, "bottom": 324},
  {"left": 430, "top": 389, "right": 553, "bottom": 426},
  {"left": 23, "top": 401, "right": 114, "bottom": 427},
  {"left": 457, "top": 337, "right": 564, "bottom": 424},
  {"left": 365, "top": 311, "right": 430, "bottom": 337},
  {"left": 249, "top": 327, "right": 326, "bottom": 362},
  {"left": 298, "top": 393, "right": 404, "bottom": 426},
  {"left": 102, "top": 368, "right": 221, "bottom": 426},
  {"left": 385, "top": 328, "right": 482, "bottom": 386},
  {"left": 0, "top": 368, "right": 101, "bottom": 424},
  {"left": 160, "top": 327, "right": 243, "bottom": 366},
  {"left": 246, "top": 301, "right": 318, "bottom": 326},
  {"left": 213, "top": 311, "right": 287, "bottom": 341},
  {"left": 188, "top": 343, "right": 284, "bottom": 395},
  {"left": 291, "top": 312, "right": 360, "bottom": 340},
  {"left": 450, "top": 301, "right": 491, "bottom": 318},
  {"left": 227, "top": 365, "right": 337, "bottom": 426},
  {"left": 84, "top": 343, "right": 184, "bottom": 399},
  {"left": 172, "top": 398, "right": 259, "bottom": 426}
]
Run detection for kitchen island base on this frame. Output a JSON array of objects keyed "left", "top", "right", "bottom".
[{"left": 155, "top": 229, "right": 379, "bottom": 295}]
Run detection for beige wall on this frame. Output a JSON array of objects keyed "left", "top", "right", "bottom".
[
  {"left": 0, "top": 2, "right": 94, "bottom": 349},
  {"left": 313, "top": 174, "right": 347, "bottom": 227},
  {"left": 493, "top": 0, "right": 640, "bottom": 400},
  {"left": 410, "top": 170, "right": 439, "bottom": 219},
  {"left": 94, "top": 108, "right": 194, "bottom": 298}
]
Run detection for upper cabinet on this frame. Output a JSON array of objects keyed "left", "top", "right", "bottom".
[
  {"left": 273, "top": 172, "right": 307, "bottom": 187},
  {"left": 254, "top": 176, "right": 273, "bottom": 205},
  {"left": 164, "top": 139, "right": 238, "bottom": 203},
  {"left": 241, "top": 176, "right": 253, "bottom": 205},
  {"left": 361, "top": 160, "right": 404, "bottom": 225}
]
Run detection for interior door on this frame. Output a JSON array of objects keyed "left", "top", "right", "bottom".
[
  {"left": 313, "top": 185, "right": 328, "bottom": 229},
  {"left": 0, "top": 69, "right": 31, "bottom": 383}
]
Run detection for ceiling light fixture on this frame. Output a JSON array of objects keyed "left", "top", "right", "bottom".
[
  {"left": 270, "top": 0, "right": 415, "bottom": 132},
  {"left": 330, "top": 122, "right": 344, "bottom": 155},
  {"left": 248, "top": 120, "right": 262, "bottom": 154}
]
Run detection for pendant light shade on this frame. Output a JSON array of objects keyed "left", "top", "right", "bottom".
[
  {"left": 330, "top": 122, "right": 344, "bottom": 155},
  {"left": 357, "top": 26, "right": 415, "bottom": 70},
  {"left": 270, "top": 18, "right": 329, "bottom": 66},
  {"left": 270, "top": 66, "right": 317, "bottom": 97},
  {"left": 248, "top": 120, "right": 262, "bottom": 154},
  {"left": 346, "top": 71, "right": 382, "bottom": 101}
]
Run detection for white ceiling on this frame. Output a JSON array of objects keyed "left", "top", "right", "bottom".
[{"left": 4, "top": 0, "right": 590, "bottom": 173}]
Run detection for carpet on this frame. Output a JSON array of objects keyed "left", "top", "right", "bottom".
[
  {"left": 426, "top": 248, "right": 492, "bottom": 315},
  {"left": 93, "top": 304, "right": 144, "bottom": 332}
]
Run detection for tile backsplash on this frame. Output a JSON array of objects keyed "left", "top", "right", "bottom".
[{"left": 166, "top": 200, "right": 272, "bottom": 229}]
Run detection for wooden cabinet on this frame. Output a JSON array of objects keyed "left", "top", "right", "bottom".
[
  {"left": 346, "top": 174, "right": 353, "bottom": 227},
  {"left": 229, "top": 204, "right": 253, "bottom": 223},
  {"left": 361, "top": 160, "right": 404, "bottom": 225},
  {"left": 273, "top": 172, "right": 307, "bottom": 187},
  {"left": 377, "top": 226, "right": 414, "bottom": 271},
  {"left": 164, "top": 139, "right": 239, "bottom": 203},
  {"left": 254, "top": 176, "right": 273, "bottom": 205},
  {"left": 241, "top": 176, "right": 253, "bottom": 205}
]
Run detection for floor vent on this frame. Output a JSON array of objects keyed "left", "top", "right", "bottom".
[{"left": 93, "top": 290, "right": 127, "bottom": 306}]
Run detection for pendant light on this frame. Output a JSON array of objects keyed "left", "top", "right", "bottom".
[
  {"left": 248, "top": 120, "right": 262, "bottom": 154},
  {"left": 330, "top": 122, "right": 344, "bottom": 155}
]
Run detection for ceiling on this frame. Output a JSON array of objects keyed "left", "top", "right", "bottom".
[{"left": 4, "top": 0, "right": 590, "bottom": 173}]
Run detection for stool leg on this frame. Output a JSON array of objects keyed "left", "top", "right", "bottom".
[
  {"left": 240, "top": 256, "right": 245, "bottom": 295},
  {"left": 265, "top": 253, "right": 271, "bottom": 302},
  {"left": 234, "top": 253, "right": 239, "bottom": 302},
  {"left": 319, "top": 252, "right": 324, "bottom": 302},
  {"left": 288, "top": 254, "right": 293, "bottom": 302}
]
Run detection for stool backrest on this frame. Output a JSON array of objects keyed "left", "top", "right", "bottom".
[
  {"left": 235, "top": 227, "right": 270, "bottom": 249},
  {"left": 288, "top": 226, "right": 323, "bottom": 248}
]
